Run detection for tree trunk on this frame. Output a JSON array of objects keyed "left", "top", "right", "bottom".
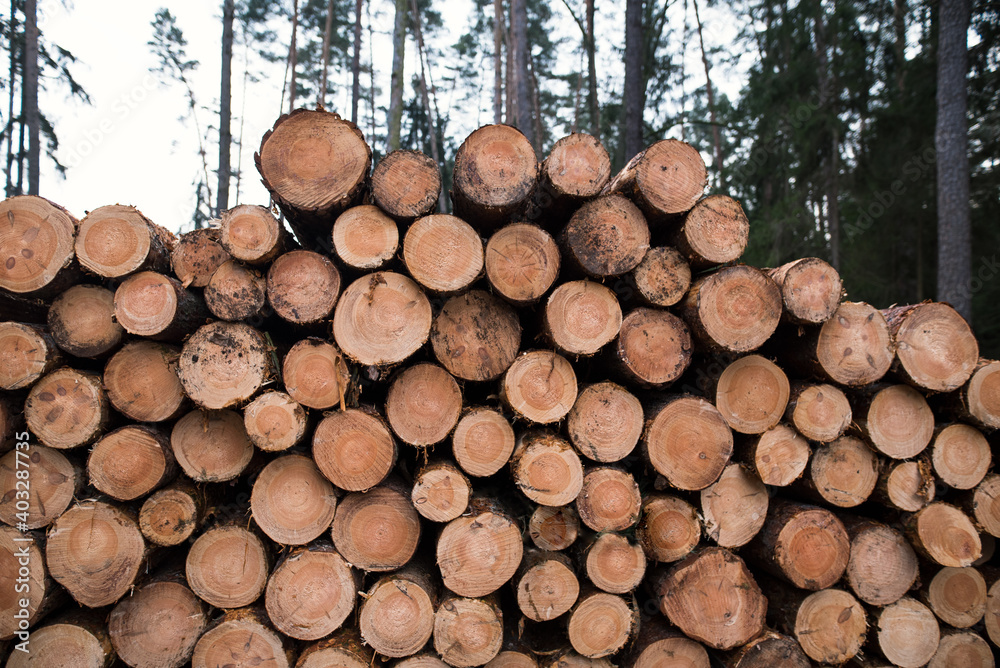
[
  {"left": 493, "top": 0, "right": 504, "bottom": 124},
  {"left": 929, "top": 630, "right": 995, "bottom": 667},
  {"left": 922, "top": 565, "right": 987, "bottom": 628},
  {"left": 7, "top": 610, "right": 115, "bottom": 667},
  {"left": 4, "top": 0, "right": 16, "bottom": 198},
  {"left": 576, "top": 467, "right": 641, "bottom": 533},
  {"left": 942, "top": 358, "right": 1000, "bottom": 430},
  {"left": 23, "top": 0, "right": 38, "bottom": 195},
  {"left": 623, "top": 0, "right": 643, "bottom": 162},
  {"left": 171, "top": 409, "right": 254, "bottom": 483},
  {"left": 265, "top": 541, "right": 357, "bottom": 640},
  {"left": 388, "top": 0, "right": 408, "bottom": 152},
  {"left": 713, "top": 355, "right": 790, "bottom": 435},
  {"left": 288, "top": 0, "right": 298, "bottom": 111},
  {"left": 351, "top": 0, "right": 362, "bottom": 121},
  {"left": 585, "top": 0, "right": 598, "bottom": 140},
  {"left": 746, "top": 424, "right": 810, "bottom": 487},
  {"left": 218, "top": 0, "right": 234, "bottom": 214},
  {"left": 930, "top": 423, "right": 991, "bottom": 490},
  {"left": 251, "top": 454, "right": 337, "bottom": 546},
  {"left": 870, "top": 597, "right": 941, "bottom": 668},
  {"left": 766, "top": 585, "right": 867, "bottom": 665},
  {"left": 784, "top": 382, "right": 851, "bottom": 444},
  {"left": 905, "top": 502, "right": 982, "bottom": 567},
  {"left": 673, "top": 195, "right": 749, "bottom": 268},
  {"left": 604, "top": 139, "right": 706, "bottom": 223},
  {"left": 313, "top": 406, "right": 395, "bottom": 490},
  {"left": 854, "top": 384, "right": 934, "bottom": 460},
  {"left": 47, "top": 285, "right": 124, "bottom": 358},
  {"left": 716, "top": 629, "right": 810, "bottom": 668},
  {"left": 515, "top": 549, "right": 579, "bottom": 622},
  {"left": 692, "top": 0, "right": 722, "bottom": 180},
  {"left": 511, "top": 0, "right": 533, "bottom": 147},
  {"left": 320, "top": 0, "right": 334, "bottom": 108},
  {"left": 409, "top": 0, "right": 443, "bottom": 212},
  {"left": 451, "top": 407, "right": 515, "bottom": 478}
]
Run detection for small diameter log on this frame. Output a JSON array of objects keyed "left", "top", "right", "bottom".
[
  {"left": 192, "top": 607, "right": 294, "bottom": 668},
  {"left": 178, "top": 321, "right": 272, "bottom": 410},
  {"left": 75, "top": 204, "right": 174, "bottom": 277},
  {"left": 333, "top": 272, "right": 432, "bottom": 367},
  {"left": 906, "top": 502, "right": 982, "bottom": 567},
  {"left": 566, "top": 382, "right": 642, "bottom": 463},
  {"left": 332, "top": 204, "right": 399, "bottom": 271},
  {"left": 204, "top": 259, "right": 267, "bottom": 321},
  {"left": 516, "top": 549, "right": 580, "bottom": 622},
  {"left": 437, "top": 497, "right": 523, "bottom": 597},
  {"left": 47, "top": 284, "right": 123, "bottom": 358},
  {"left": 856, "top": 384, "right": 935, "bottom": 459},
  {"left": 256, "top": 108, "right": 372, "bottom": 247},
  {"left": 604, "top": 138, "right": 706, "bottom": 223},
  {"left": 631, "top": 246, "right": 691, "bottom": 307},
  {"left": 786, "top": 382, "right": 851, "bottom": 443},
  {"left": 653, "top": 548, "right": 766, "bottom": 650},
  {"left": 251, "top": 454, "right": 337, "bottom": 546},
  {"left": 282, "top": 337, "right": 350, "bottom": 410},
  {"left": 186, "top": 524, "right": 271, "bottom": 608},
  {"left": 966, "top": 473, "right": 1000, "bottom": 537},
  {"left": 877, "top": 459, "right": 936, "bottom": 512},
  {"left": 768, "top": 257, "right": 843, "bottom": 324},
  {"left": 716, "top": 629, "right": 810, "bottom": 668},
  {"left": 87, "top": 425, "right": 176, "bottom": 501},
  {"left": 452, "top": 407, "right": 516, "bottom": 477},
  {"left": 806, "top": 435, "right": 879, "bottom": 507},
  {"left": 743, "top": 498, "right": 850, "bottom": 590},
  {"left": 0, "top": 445, "right": 79, "bottom": 529},
  {"left": 643, "top": 396, "right": 733, "bottom": 491},
  {"left": 434, "top": 594, "right": 504, "bottom": 667},
  {"left": 535, "top": 132, "right": 611, "bottom": 218},
  {"left": 412, "top": 459, "right": 472, "bottom": 522},
  {"left": 219, "top": 204, "right": 286, "bottom": 265},
  {"left": 928, "top": 630, "right": 996, "bottom": 668},
  {"left": 359, "top": 565, "right": 438, "bottom": 657},
  {"left": 245, "top": 391, "right": 308, "bottom": 452},
  {"left": 108, "top": 571, "right": 207, "bottom": 668},
  {"left": 431, "top": 290, "right": 522, "bottom": 382},
  {"left": 314, "top": 407, "right": 396, "bottom": 491},
  {"left": 636, "top": 493, "right": 700, "bottom": 563},
  {"left": 45, "top": 499, "right": 147, "bottom": 607},
  {"left": 6, "top": 611, "right": 115, "bottom": 668},
  {"left": 332, "top": 480, "right": 422, "bottom": 571},
  {"left": 0, "top": 195, "right": 79, "bottom": 296},
  {"left": 25, "top": 368, "right": 108, "bottom": 449},
  {"left": 451, "top": 124, "right": 538, "bottom": 229},
  {"left": 700, "top": 463, "right": 768, "bottom": 548},
  {"left": 872, "top": 597, "right": 940, "bottom": 668},
  {"left": 265, "top": 541, "right": 357, "bottom": 640},
  {"left": 485, "top": 223, "right": 560, "bottom": 305},
  {"left": 629, "top": 616, "right": 710, "bottom": 668},
  {"left": 0, "top": 322, "right": 61, "bottom": 390},
  {"left": 560, "top": 194, "right": 650, "bottom": 277},
  {"left": 372, "top": 149, "right": 442, "bottom": 221},
  {"left": 748, "top": 424, "right": 811, "bottom": 486},
  {"left": 924, "top": 566, "right": 987, "bottom": 628},
  {"left": 172, "top": 409, "right": 254, "bottom": 482},
  {"left": 114, "top": 270, "right": 209, "bottom": 341},
  {"left": 715, "top": 355, "right": 790, "bottom": 434},
  {"left": 171, "top": 227, "right": 230, "bottom": 288},
  {"left": 529, "top": 505, "right": 580, "bottom": 552},
  {"left": 403, "top": 214, "right": 484, "bottom": 294},
  {"left": 297, "top": 628, "right": 378, "bottom": 668},
  {"left": 576, "top": 467, "right": 641, "bottom": 532},
  {"left": 932, "top": 423, "right": 991, "bottom": 489},
  {"left": 567, "top": 590, "right": 637, "bottom": 659},
  {"left": 843, "top": 518, "right": 919, "bottom": 607},
  {"left": 511, "top": 431, "right": 584, "bottom": 507},
  {"left": 773, "top": 587, "right": 866, "bottom": 665},
  {"left": 267, "top": 250, "right": 342, "bottom": 325},
  {"left": 884, "top": 302, "right": 979, "bottom": 392},
  {"left": 502, "top": 350, "right": 578, "bottom": 424},
  {"left": 679, "top": 265, "right": 782, "bottom": 353},
  {"left": 544, "top": 280, "right": 621, "bottom": 356},
  {"left": 581, "top": 533, "right": 646, "bottom": 595},
  {"left": 673, "top": 195, "right": 749, "bottom": 267},
  {"left": 0, "top": 527, "right": 62, "bottom": 639},
  {"left": 612, "top": 308, "right": 693, "bottom": 387},
  {"left": 386, "top": 363, "right": 462, "bottom": 447},
  {"left": 954, "top": 359, "right": 1000, "bottom": 430},
  {"left": 105, "top": 341, "right": 186, "bottom": 422},
  {"left": 139, "top": 479, "right": 205, "bottom": 546}
]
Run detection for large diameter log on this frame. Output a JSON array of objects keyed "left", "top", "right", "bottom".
[
  {"left": 566, "top": 590, "right": 637, "bottom": 658},
  {"left": 631, "top": 246, "right": 691, "bottom": 307},
  {"left": 843, "top": 518, "right": 919, "bottom": 606},
  {"left": 6, "top": 610, "right": 115, "bottom": 668},
  {"left": 451, "top": 124, "right": 538, "bottom": 229},
  {"left": 412, "top": 459, "right": 471, "bottom": 523},
  {"left": 267, "top": 250, "right": 342, "bottom": 325},
  {"left": 256, "top": 108, "right": 371, "bottom": 247},
  {"left": 653, "top": 548, "right": 766, "bottom": 650},
  {"left": 516, "top": 549, "right": 580, "bottom": 622},
  {"left": 924, "top": 566, "right": 987, "bottom": 628},
  {"left": 770, "top": 587, "right": 866, "bottom": 665},
  {"left": 544, "top": 280, "right": 621, "bottom": 356},
  {"left": 186, "top": 524, "right": 271, "bottom": 609},
  {"left": 484, "top": 223, "right": 560, "bottom": 305},
  {"left": 528, "top": 505, "right": 580, "bottom": 552},
  {"left": 700, "top": 463, "right": 768, "bottom": 548},
  {"left": 502, "top": 350, "right": 578, "bottom": 424},
  {"left": 105, "top": 341, "right": 186, "bottom": 422},
  {"left": 434, "top": 594, "right": 504, "bottom": 667},
  {"left": 928, "top": 630, "right": 996, "bottom": 668},
  {"left": 452, "top": 407, "right": 515, "bottom": 477},
  {"left": 0, "top": 195, "right": 79, "bottom": 296},
  {"left": 576, "top": 466, "right": 641, "bottom": 532},
  {"left": 332, "top": 479, "right": 421, "bottom": 571},
  {"left": 0, "top": 445, "right": 80, "bottom": 529},
  {"left": 0, "top": 528, "right": 63, "bottom": 640},
  {"left": 535, "top": 132, "right": 610, "bottom": 219},
  {"left": 265, "top": 541, "right": 357, "bottom": 641},
  {"left": 786, "top": 382, "right": 851, "bottom": 442},
  {"left": 715, "top": 355, "right": 789, "bottom": 434},
  {"left": 680, "top": 265, "right": 782, "bottom": 353},
  {"left": 431, "top": 290, "right": 522, "bottom": 381},
  {"left": 906, "top": 502, "right": 982, "bottom": 567},
  {"left": 931, "top": 423, "right": 991, "bottom": 489},
  {"left": 581, "top": 533, "right": 646, "bottom": 594},
  {"left": 560, "top": 194, "right": 650, "bottom": 277},
  {"left": 170, "top": 227, "right": 230, "bottom": 288},
  {"left": 359, "top": 565, "right": 438, "bottom": 657},
  {"left": 0, "top": 322, "right": 61, "bottom": 390},
  {"left": 172, "top": 409, "right": 253, "bottom": 482},
  {"left": 251, "top": 454, "right": 337, "bottom": 546},
  {"left": 45, "top": 499, "right": 147, "bottom": 607},
  {"left": 566, "top": 382, "right": 642, "bottom": 463},
  {"left": 604, "top": 138, "right": 706, "bottom": 222},
  {"left": 966, "top": 472, "right": 1000, "bottom": 537},
  {"left": 871, "top": 597, "right": 940, "bottom": 668},
  {"left": 87, "top": 425, "right": 176, "bottom": 501},
  {"left": 611, "top": 308, "right": 693, "bottom": 387},
  {"left": 75, "top": 204, "right": 174, "bottom": 278},
  {"left": 628, "top": 616, "right": 711, "bottom": 668},
  {"left": 877, "top": 459, "right": 936, "bottom": 512},
  {"left": 333, "top": 271, "right": 432, "bottom": 367},
  {"left": 804, "top": 435, "right": 879, "bottom": 507},
  {"left": 204, "top": 259, "right": 268, "bottom": 321},
  {"left": 951, "top": 359, "right": 1000, "bottom": 430},
  {"left": 25, "top": 367, "right": 108, "bottom": 449},
  {"left": 386, "top": 363, "right": 463, "bottom": 446},
  {"left": 747, "top": 424, "right": 811, "bottom": 486},
  {"left": 371, "top": 149, "right": 441, "bottom": 221},
  {"left": 219, "top": 204, "right": 286, "bottom": 265},
  {"left": 332, "top": 204, "right": 399, "bottom": 271},
  {"left": 282, "top": 337, "right": 350, "bottom": 410},
  {"left": 855, "top": 384, "right": 934, "bottom": 459},
  {"left": 314, "top": 407, "right": 396, "bottom": 491},
  {"left": 768, "top": 257, "right": 843, "bottom": 324},
  {"left": 511, "top": 431, "right": 584, "bottom": 507},
  {"left": 245, "top": 390, "right": 308, "bottom": 453},
  {"left": 403, "top": 214, "right": 484, "bottom": 294},
  {"left": 716, "top": 629, "right": 810, "bottom": 668},
  {"left": 139, "top": 479, "right": 205, "bottom": 547},
  {"left": 884, "top": 302, "right": 979, "bottom": 392},
  {"left": 192, "top": 607, "right": 294, "bottom": 668},
  {"left": 636, "top": 493, "right": 700, "bottom": 563},
  {"left": 47, "top": 284, "right": 123, "bottom": 357},
  {"left": 643, "top": 396, "right": 733, "bottom": 491},
  {"left": 437, "top": 497, "right": 523, "bottom": 597},
  {"left": 114, "top": 270, "right": 208, "bottom": 340},
  {"left": 673, "top": 194, "right": 749, "bottom": 267},
  {"left": 178, "top": 321, "right": 272, "bottom": 409}
]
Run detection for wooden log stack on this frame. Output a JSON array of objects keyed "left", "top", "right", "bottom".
[{"left": 0, "top": 109, "right": 998, "bottom": 668}]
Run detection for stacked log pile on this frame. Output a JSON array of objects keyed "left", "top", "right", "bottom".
[{"left": 0, "top": 107, "right": 998, "bottom": 668}]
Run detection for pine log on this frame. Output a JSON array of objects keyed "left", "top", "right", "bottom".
[
  {"left": 437, "top": 496, "right": 523, "bottom": 597},
  {"left": 876, "top": 459, "right": 936, "bottom": 512},
  {"left": 282, "top": 337, "right": 350, "bottom": 410},
  {"left": 372, "top": 149, "right": 442, "bottom": 221},
  {"left": 251, "top": 454, "right": 337, "bottom": 546},
  {"left": 139, "top": 478, "right": 205, "bottom": 547},
  {"left": 434, "top": 594, "right": 504, "bottom": 667},
  {"left": 610, "top": 307, "right": 693, "bottom": 387},
  {"left": 528, "top": 504, "right": 580, "bottom": 552},
  {"left": 516, "top": 549, "right": 580, "bottom": 621},
  {"left": 906, "top": 502, "right": 982, "bottom": 567},
  {"left": 403, "top": 214, "right": 484, "bottom": 294},
  {"left": 949, "top": 359, "right": 1000, "bottom": 430},
  {"left": 171, "top": 409, "right": 254, "bottom": 482},
  {"left": 0, "top": 527, "right": 64, "bottom": 640},
  {"left": 636, "top": 493, "right": 701, "bottom": 563},
  {"left": 714, "top": 355, "right": 790, "bottom": 434},
  {"left": 747, "top": 424, "right": 811, "bottom": 486},
  {"left": 484, "top": 222, "right": 560, "bottom": 305},
  {"left": 580, "top": 533, "right": 646, "bottom": 594},
  {"left": 219, "top": 203, "right": 286, "bottom": 265},
  {"left": 75, "top": 204, "right": 174, "bottom": 278},
  {"left": 244, "top": 390, "right": 308, "bottom": 452},
  {"left": 192, "top": 607, "right": 295, "bottom": 668},
  {"left": 543, "top": 280, "right": 621, "bottom": 356},
  {"left": 804, "top": 435, "right": 879, "bottom": 507},
  {"left": 45, "top": 498, "right": 148, "bottom": 607},
  {"left": 511, "top": 431, "right": 584, "bottom": 506},
  {"left": 539, "top": 651, "right": 613, "bottom": 668},
  {"left": 332, "top": 479, "right": 422, "bottom": 571},
  {"left": 256, "top": 108, "right": 372, "bottom": 247},
  {"left": 716, "top": 629, "right": 810, "bottom": 668},
  {"left": 204, "top": 259, "right": 268, "bottom": 321},
  {"left": 534, "top": 132, "right": 610, "bottom": 221},
  {"left": 451, "top": 124, "right": 538, "bottom": 229},
  {"left": 486, "top": 637, "right": 538, "bottom": 668},
  {"left": 333, "top": 272, "right": 433, "bottom": 367},
  {"left": 359, "top": 564, "right": 438, "bottom": 657},
  {"left": 502, "top": 350, "right": 578, "bottom": 424},
  {"left": 854, "top": 384, "right": 934, "bottom": 459},
  {"left": 47, "top": 284, "right": 123, "bottom": 358},
  {"left": 785, "top": 382, "right": 851, "bottom": 443},
  {"left": 411, "top": 459, "right": 471, "bottom": 522},
  {"left": 559, "top": 194, "right": 650, "bottom": 277},
  {"left": 679, "top": 265, "right": 782, "bottom": 353},
  {"left": 266, "top": 249, "right": 342, "bottom": 325},
  {"left": 0, "top": 444, "right": 80, "bottom": 529},
  {"left": 332, "top": 204, "right": 399, "bottom": 271},
  {"left": 576, "top": 466, "right": 641, "bottom": 533},
  {"left": 924, "top": 566, "right": 987, "bottom": 628},
  {"left": 673, "top": 194, "right": 749, "bottom": 267},
  {"left": 884, "top": 302, "right": 979, "bottom": 392},
  {"left": 0, "top": 195, "right": 80, "bottom": 296},
  {"left": 451, "top": 407, "right": 516, "bottom": 477},
  {"left": 931, "top": 423, "right": 991, "bottom": 489},
  {"left": 5, "top": 610, "right": 115, "bottom": 668},
  {"left": 0, "top": 322, "right": 61, "bottom": 390},
  {"left": 652, "top": 548, "right": 766, "bottom": 650},
  {"left": 768, "top": 586, "right": 867, "bottom": 665},
  {"left": 113, "top": 270, "right": 208, "bottom": 340},
  {"left": 566, "top": 382, "right": 642, "bottom": 463},
  {"left": 566, "top": 589, "right": 637, "bottom": 658},
  {"left": 25, "top": 367, "right": 108, "bottom": 449},
  {"left": 743, "top": 498, "right": 850, "bottom": 590},
  {"left": 297, "top": 627, "right": 379, "bottom": 668},
  {"left": 629, "top": 616, "right": 710, "bottom": 668},
  {"left": 386, "top": 363, "right": 463, "bottom": 447},
  {"left": 643, "top": 396, "right": 733, "bottom": 491},
  {"left": 767, "top": 257, "right": 843, "bottom": 324},
  {"left": 965, "top": 472, "right": 1000, "bottom": 537},
  {"left": 630, "top": 246, "right": 691, "bottom": 307},
  {"left": 314, "top": 406, "right": 396, "bottom": 491},
  {"left": 870, "top": 597, "right": 940, "bottom": 668},
  {"left": 87, "top": 424, "right": 177, "bottom": 501},
  {"left": 842, "top": 517, "right": 919, "bottom": 606},
  {"left": 700, "top": 463, "right": 768, "bottom": 548},
  {"left": 431, "top": 290, "right": 522, "bottom": 381},
  {"left": 186, "top": 523, "right": 271, "bottom": 609},
  {"left": 398, "top": 653, "right": 452, "bottom": 668},
  {"left": 984, "top": 575, "right": 1000, "bottom": 648},
  {"left": 603, "top": 138, "right": 706, "bottom": 223},
  {"left": 927, "top": 630, "right": 996, "bottom": 668},
  {"left": 170, "top": 227, "right": 230, "bottom": 288},
  {"left": 265, "top": 541, "right": 357, "bottom": 640},
  {"left": 178, "top": 321, "right": 272, "bottom": 409},
  {"left": 104, "top": 341, "right": 186, "bottom": 422}
]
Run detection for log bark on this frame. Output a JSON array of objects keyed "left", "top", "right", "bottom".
[
  {"left": 747, "top": 424, "right": 811, "bottom": 486},
  {"left": 104, "top": 341, "right": 186, "bottom": 422},
  {"left": 266, "top": 249, "right": 341, "bottom": 325},
  {"left": 431, "top": 290, "right": 522, "bottom": 381},
  {"left": 768, "top": 257, "right": 843, "bottom": 324},
  {"left": 0, "top": 527, "right": 64, "bottom": 640},
  {"left": 636, "top": 493, "right": 701, "bottom": 563},
  {"left": 566, "top": 382, "right": 642, "bottom": 463},
  {"left": 434, "top": 594, "right": 504, "bottom": 667},
  {"left": 767, "top": 585, "right": 867, "bottom": 665},
  {"left": 559, "top": 194, "right": 649, "bottom": 277},
  {"left": 0, "top": 322, "right": 61, "bottom": 390},
  {"left": 785, "top": 382, "right": 851, "bottom": 442},
  {"left": 75, "top": 204, "right": 175, "bottom": 278},
  {"left": 178, "top": 321, "right": 272, "bottom": 410},
  {"left": 313, "top": 406, "right": 395, "bottom": 491},
  {"left": 403, "top": 214, "right": 484, "bottom": 294},
  {"left": 332, "top": 478, "right": 422, "bottom": 571},
  {"left": 359, "top": 563, "right": 438, "bottom": 657},
  {"left": 679, "top": 265, "right": 782, "bottom": 353},
  {"left": 579, "top": 532, "right": 646, "bottom": 594},
  {"left": 437, "top": 496, "right": 522, "bottom": 597},
  {"left": 714, "top": 355, "right": 790, "bottom": 434},
  {"left": 25, "top": 367, "right": 108, "bottom": 449},
  {"left": 949, "top": 358, "right": 1000, "bottom": 430},
  {"left": 566, "top": 589, "right": 637, "bottom": 658},
  {"left": 244, "top": 390, "right": 308, "bottom": 453},
  {"left": 219, "top": 204, "right": 286, "bottom": 265},
  {"left": 511, "top": 431, "right": 584, "bottom": 507},
  {"left": 855, "top": 384, "right": 935, "bottom": 459},
  {"left": 192, "top": 607, "right": 295, "bottom": 668},
  {"left": 528, "top": 504, "right": 580, "bottom": 552},
  {"left": 871, "top": 597, "right": 941, "bottom": 668},
  {"left": 964, "top": 472, "right": 1000, "bottom": 537},
  {"left": 515, "top": 549, "right": 580, "bottom": 621},
  {"left": 610, "top": 307, "right": 693, "bottom": 387},
  {"left": 411, "top": 459, "right": 471, "bottom": 522},
  {"left": 643, "top": 396, "right": 733, "bottom": 491},
  {"left": 533, "top": 132, "right": 610, "bottom": 222},
  {"left": 884, "top": 302, "right": 979, "bottom": 392},
  {"left": 186, "top": 523, "right": 271, "bottom": 609},
  {"left": 251, "top": 454, "right": 337, "bottom": 546},
  {"left": 502, "top": 350, "right": 578, "bottom": 424},
  {"left": 924, "top": 566, "right": 987, "bottom": 628},
  {"left": 171, "top": 408, "right": 254, "bottom": 483},
  {"left": 906, "top": 502, "right": 982, "bottom": 567},
  {"left": 631, "top": 246, "right": 691, "bottom": 307},
  {"left": 0, "top": 195, "right": 80, "bottom": 297},
  {"left": 842, "top": 517, "right": 919, "bottom": 606},
  {"left": 87, "top": 424, "right": 177, "bottom": 501},
  {"left": 451, "top": 407, "right": 516, "bottom": 478},
  {"left": 604, "top": 139, "right": 707, "bottom": 223},
  {"left": 204, "top": 259, "right": 267, "bottom": 321},
  {"left": 803, "top": 435, "right": 879, "bottom": 507},
  {"left": 47, "top": 284, "right": 123, "bottom": 358},
  {"left": 931, "top": 423, "right": 991, "bottom": 489},
  {"left": 700, "top": 463, "right": 768, "bottom": 548},
  {"left": 0, "top": 444, "right": 80, "bottom": 529},
  {"left": 113, "top": 270, "right": 209, "bottom": 341},
  {"left": 386, "top": 363, "right": 463, "bottom": 447},
  {"left": 6, "top": 610, "right": 115, "bottom": 667},
  {"left": 139, "top": 478, "right": 206, "bottom": 547},
  {"left": 282, "top": 337, "right": 350, "bottom": 410},
  {"left": 673, "top": 195, "right": 749, "bottom": 267},
  {"left": 484, "top": 222, "right": 560, "bottom": 305},
  {"left": 543, "top": 280, "right": 621, "bottom": 356},
  {"left": 371, "top": 149, "right": 442, "bottom": 221},
  {"left": 575, "top": 466, "right": 641, "bottom": 532},
  {"left": 332, "top": 204, "right": 400, "bottom": 271},
  {"left": 170, "top": 227, "right": 230, "bottom": 288},
  {"left": 265, "top": 540, "right": 357, "bottom": 640}
]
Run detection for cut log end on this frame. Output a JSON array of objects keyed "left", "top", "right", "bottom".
[
  {"left": 267, "top": 250, "right": 341, "bottom": 325},
  {"left": 412, "top": 460, "right": 472, "bottom": 522},
  {"left": 452, "top": 407, "right": 516, "bottom": 478},
  {"left": 178, "top": 321, "right": 271, "bottom": 410},
  {"left": 542, "top": 132, "right": 611, "bottom": 200},
  {"left": 76, "top": 204, "right": 169, "bottom": 278},
  {"left": 332, "top": 483, "right": 422, "bottom": 572},
  {"left": 386, "top": 363, "right": 463, "bottom": 447},
  {"left": 265, "top": 543, "right": 356, "bottom": 640},
  {"left": 88, "top": 425, "right": 174, "bottom": 501},
  {"left": 372, "top": 149, "right": 442, "bottom": 220},
  {"left": 567, "top": 382, "right": 642, "bottom": 463},
  {"left": 545, "top": 280, "right": 621, "bottom": 356},
  {"left": 139, "top": 483, "right": 202, "bottom": 546},
  {"left": 700, "top": 463, "right": 768, "bottom": 548},
  {"left": 6, "top": 615, "right": 115, "bottom": 668},
  {"left": 909, "top": 502, "right": 982, "bottom": 567},
  {"left": 768, "top": 502, "right": 851, "bottom": 590},
  {"left": 404, "top": 214, "right": 484, "bottom": 294},
  {"left": 172, "top": 409, "right": 253, "bottom": 483},
  {"left": 451, "top": 124, "right": 538, "bottom": 228},
  {"left": 434, "top": 596, "right": 504, "bottom": 667},
  {"left": 528, "top": 505, "right": 580, "bottom": 552},
  {"left": 252, "top": 454, "right": 337, "bottom": 546},
  {"left": 192, "top": 610, "right": 291, "bottom": 668},
  {"left": 109, "top": 580, "right": 206, "bottom": 668},
  {"left": 769, "top": 257, "right": 842, "bottom": 324},
  {"left": 0, "top": 445, "right": 78, "bottom": 529},
  {"left": 105, "top": 341, "right": 185, "bottom": 422},
  {"left": 970, "top": 473, "right": 1000, "bottom": 537},
  {"left": 845, "top": 521, "right": 918, "bottom": 606},
  {"left": 360, "top": 570, "right": 436, "bottom": 657},
  {"left": 512, "top": 432, "right": 584, "bottom": 507},
  {"left": 219, "top": 204, "right": 284, "bottom": 264},
  {"left": 888, "top": 302, "right": 979, "bottom": 392},
  {"left": 631, "top": 246, "right": 691, "bottom": 307},
  {"left": 503, "top": 351, "right": 578, "bottom": 424},
  {"left": 928, "top": 631, "right": 996, "bottom": 668},
  {"left": 567, "top": 592, "right": 635, "bottom": 658},
  {"left": 816, "top": 301, "right": 893, "bottom": 385},
  {"left": 636, "top": 494, "right": 700, "bottom": 563},
  {"left": 584, "top": 533, "right": 646, "bottom": 594},
  {"left": 677, "top": 194, "right": 749, "bottom": 266},
  {"left": 314, "top": 408, "right": 395, "bottom": 491},
  {"left": 883, "top": 460, "right": 936, "bottom": 512},
  {"left": 865, "top": 384, "right": 934, "bottom": 459},
  {"left": 282, "top": 338, "right": 350, "bottom": 410},
  {"left": 876, "top": 597, "right": 941, "bottom": 668},
  {"left": 244, "top": 391, "right": 307, "bottom": 453},
  {"left": 576, "top": 467, "right": 641, "bottom": 533},
  {"left": 25, "top": 368, "right": 107, "bottom": 449},
  {"left": 0, "top": 195, "right": 78, "bottom": 295},
  {"left": 186, "top": 525, "right": 270, "bottom": 608},
  {"left": 644, "top": 397, "right": 734, "bottom": 491},
  {"left": 0, "top": 322, "right": 60, "bottom": 391},
  {"left": 966, "top": 360, "right": 1000, "bottom": 429},
  {"left": 562, "top": 195, "right": 650, "bottom": 277},
  {"left": 332, "top": 204, "right": 399, "bottom": 270},
  {"left": 683, "top": 265, "right": 782, "bottom": 353},
  {"left": 926, "top": 566, "right": 987, "bottom": 628},
  {"left": 932, "top": 423, "right": 991, "bottom": 489},
  {"left": 431, "top": 290, "right": 522, "bottom": 382},
  {"left": 485, "top": 223, "right": 560, "bottom": 305},
  {"left": 437, "top": 499, "right": 522, "bottom": 597},
  {"left": 516, "top": 551, "right": 580, "bottom": 621},
  {"left": 787, "top": 382, "right": 851, "bottom": 443},
  {"left": 609, "top": 139, "right": 706, "bottom": 220},
  {"left": 48, "top": 284, "right": 123, "bottom": 358},
  {"left": 716, "top": 355, "right": 790, "bottom": 434},
  {"left": 751, "top": 424, "right": 811, "bottom": 487},
  {"left": 810, "top": 435, "right": 878, "bottom": 507},
  {"left": 204, "top": 259, "right": 267, "bottom": 321},
  {"left": 114, "top": 270, "right": 206, "bottom": 340},
  {"left": 793, "top": 589, "right": 866, "bottom": 664},
  {"left": 614, "top": 308, "right": 693, "bottom": 387},
  {"left": 170, "top": 227, "right": 230, "bottom": 288}
]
